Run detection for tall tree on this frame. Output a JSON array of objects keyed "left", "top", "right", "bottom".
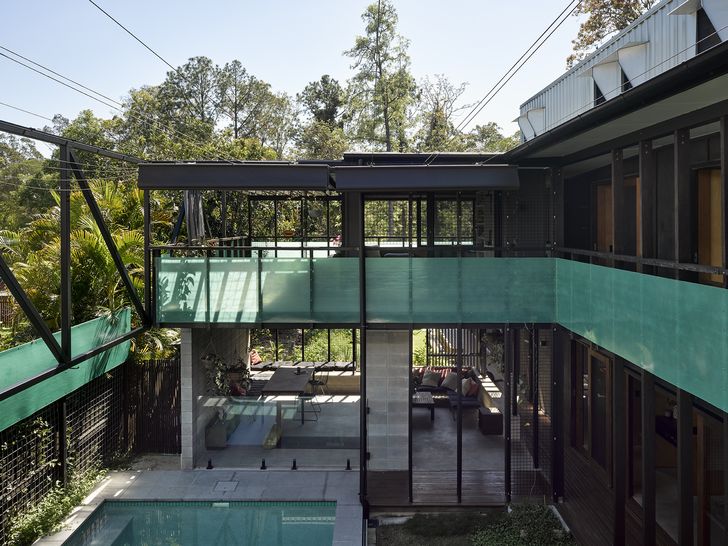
[
  {"left": 568, "top": 0, "right": 655, "bottom": 67},
  {"left": 416, "top": 75, "right": 470, "bottom": 152},
  {"left": 217, "top": 60, "right": 278, "bottom": 140},
  {"left": 344, "top": 0, "right": 417, "bottom": 151},
  {"left": 299, "top": 75, "right": 345, "bottom": 126},
  {"left": 465, "top": 122, "right": 521, "bottom": 152}
]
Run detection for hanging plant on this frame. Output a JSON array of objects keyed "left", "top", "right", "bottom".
[{"left": 202, "top": 352, "right": 250, "bottom": 395}]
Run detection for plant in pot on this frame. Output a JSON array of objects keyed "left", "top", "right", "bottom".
[{"left": 202, "top": 353, "right": 250, "bottom": 395}]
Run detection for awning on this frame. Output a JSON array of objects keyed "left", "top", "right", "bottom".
[
  {"left": 333, "top": 165, "right": 519, "bottom": 191},
  {"left": 137, "top": 163, "right": 331, "bottom": 190}
]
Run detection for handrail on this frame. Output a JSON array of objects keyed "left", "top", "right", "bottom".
[
  {"left": 149, "top": 244, "right": 358, "bottom": 252},
  {"left": 555, "top": 246, "right": 728, "bottom": 277}
]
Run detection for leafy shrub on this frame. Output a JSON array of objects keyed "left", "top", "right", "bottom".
[
  {"left": 471, "top": 504, "right": 574, "bottom": 546},
  {"left": 7, "top": 469, "right": 105, "bottom": 546}
]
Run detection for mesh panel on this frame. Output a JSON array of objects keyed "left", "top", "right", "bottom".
[
  {"left": 0, "top": 365, "right": 127, "bottom": 544},
  {"left": 503, "top": 174, "right": 550, "bottom": 255}
]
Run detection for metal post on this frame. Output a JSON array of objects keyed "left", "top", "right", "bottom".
[
  {"left": 532, "top": 326, "right": 539, "bottom": 470},
  {"left": 642, "top": 370, "right": 657, "bottom": 546},
  {"left": 60, "top": 144, "right": 72, "bottom": 362},
  {"left": 59, "top": 397, "right": 68, "bottom": 486},
  {"left": 358, "top": 193, "right": 368, "bottom": 516},
  {"left": 144, "top": 190, "right": 152, "bottom": 321},
  {"left": 408, "top": 326, "right": 413, "bottom": 503},
  {"left": 611, "top": 148, "right": 625, "bottom": 265},
  {"left": 677, "top": 388, "right": 694, "bottom": 545},
  {"left": 551, "top": 325, "right": 564, "bottom": 502},
  {"left": 721, "top": 116, "right": 728, "bottom": 288},
  {"left": 504, "top": 324, "right": 512, "bottom": 503},
  {"left": 456, "top": 325, "right": 463, "bottom": 503},
  {"left": 639, "top": 140, "right": 656, "bottom": 274},
  {"left": 675, "top": 128, "right": 691, "bottom": 279},
  {"left": 613, "top": 357, "right": 626, "bottom": 544}
]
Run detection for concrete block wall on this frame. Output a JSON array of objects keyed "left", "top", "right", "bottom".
[
  {"left": 366, "top": 330, "right": 409, "bottom": 471},
  {"left": 180, "top": 327, "right": 249, "bottom": 469}
]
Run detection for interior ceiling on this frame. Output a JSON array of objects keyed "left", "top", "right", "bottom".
[{"left": 530, "top": 72, "right": 728, "bottom": 158}]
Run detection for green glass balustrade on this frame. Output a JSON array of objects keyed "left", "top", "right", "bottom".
[{"left": 0, "top": 309, "right": 131, "bottom": 431}]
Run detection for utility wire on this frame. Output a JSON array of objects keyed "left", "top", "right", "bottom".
[
  {"left": 423, "top": 0, "right": 581, "bottom": 165},
  {"left": 87, "top": 0, "right": 177, "bottom": 72},
  {"left": 0, "top": 46, "right": 238, "bottom": 164}
]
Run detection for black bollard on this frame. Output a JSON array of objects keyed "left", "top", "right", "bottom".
[
  {"left": 207, "top": 459, "right": 213, "bottom": 470},
  {"left": 260, "top": 458, "right": 267, "bottom": 470},
  {"left": 346, "top": 459, "right": 351, "bottom": 471},
  {"left": 292, "top": 459, "right": 297, "bottom": 470}
]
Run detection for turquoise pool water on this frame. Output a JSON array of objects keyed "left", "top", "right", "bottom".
[{"left": 64, "top": 500, "right": 337, "bottom": 546}]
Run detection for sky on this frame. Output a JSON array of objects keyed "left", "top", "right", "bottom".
[{"left": 0, "top": 0, "right": 583, "bottom": 150}]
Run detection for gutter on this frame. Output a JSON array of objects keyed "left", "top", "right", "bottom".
[{"left": 505, "top": 40, "right": 728, "bottom": 161}]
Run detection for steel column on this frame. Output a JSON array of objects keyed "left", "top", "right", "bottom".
[
  {"left": 504, "top": 324, "right": 512, "bottom": 503},
  {"left": 677, "top": 388, "right": 694, "bottom": 545},
  {"left": 143, "top": 189, "right": 152, "bottom": 322},
  {"left": 551, "top": 325, "right": 565, "bottom": 502},
  {"left": 532, "top": 326, "right": 539, "bottom": 470},
  {"left": 674, "top": 129, "right": 692, "bottom": 278},
  {"left": 611, "top": 148, "right": 626, "bottom": 260},
  {"left": 639, "top": 140, "right": 657, "bottom": 273},
  {"left": 456, "top": 325, "right": 463, "bottom": 503},
  {"left": 641, "top": 370, "right": 656, "bottom": 545},
  {"left": 60, "top": 145, "right": 72, "bottom": 362},
  {"left": 612, "top": 357, "right": 626, "bottom": 544},
  {"left": 721, "top": 116, "right": 728, "bottom": 287}
]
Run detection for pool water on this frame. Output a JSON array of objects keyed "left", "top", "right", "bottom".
[{"left": 64, "top": 500, "right": 336, "bottom": 546}]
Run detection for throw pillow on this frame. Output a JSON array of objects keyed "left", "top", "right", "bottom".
[
  {"left": 467, "top": 378, "right": 480, "bottom": 397},
  {"left": 422, "top": 370, "right": 441, "bottom": 388},
  {"left": 441, "top": 372, "right": 459, "bottom": 392}
]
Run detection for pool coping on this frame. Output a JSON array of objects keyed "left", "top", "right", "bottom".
[{"left": 35, "top": 469, "right": 363, "bottom": 546}]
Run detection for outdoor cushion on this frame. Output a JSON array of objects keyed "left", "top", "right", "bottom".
[
  {"left": 440, "top": 372, "right": 459, "bottom": 392},
  {"left": 463, "top": 377, "right": 480, "bottom": 397},
  {"left": 422, "top": 370, "right": 441, "bottom": 388}
]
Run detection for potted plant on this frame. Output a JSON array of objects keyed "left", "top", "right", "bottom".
[{"left": 202, "top": 353, "right": 250, "bottom": 395}]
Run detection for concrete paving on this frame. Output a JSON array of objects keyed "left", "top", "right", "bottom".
[{"left": 36, "top": 469, "right": 363, "bottom": 546}]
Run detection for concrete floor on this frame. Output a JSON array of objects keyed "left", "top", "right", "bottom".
[
  {"left": 412, "top": 406, "right": 505, "bottom": 471},
  {"left": 200, "top": 396, "right": 360, "bottom": 470},
  {"left": 37, "top": 469, "right": 362, "bottom": 546}
]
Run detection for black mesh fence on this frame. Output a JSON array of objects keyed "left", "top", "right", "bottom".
[{"left": 510, "top": 326, "right": 553, "bottom": 499}]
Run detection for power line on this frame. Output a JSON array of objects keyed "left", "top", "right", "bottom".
[
  {"left": 87, "top": 0, "right": 177, "bottom": 72},
  {"left": 423, "top": 0, "right": 582, "bottom": 165},
  {"left": 0, "top": 46, "right": 238, "bottom": 164}
]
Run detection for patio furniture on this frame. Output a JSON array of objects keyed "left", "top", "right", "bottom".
[
  {"left": 412, "top": 391, "right": 435, "bottom": 421},
  {"left": 262, "top": 367, "right": 314, "bottom": 433},
  {"left": 309, "top": 370, "right": 329, "bottom": 396},
  {"left": 478, "top": 407, "right": 503, "bottom": 435}
]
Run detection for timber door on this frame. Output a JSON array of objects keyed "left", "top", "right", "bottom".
[{"left": 697, "top": 169, "right": 722, "bottom": 285}]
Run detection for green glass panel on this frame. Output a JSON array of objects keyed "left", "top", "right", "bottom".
[
  {"left": 366, "top": 258, "right": 411, "bottom": 323},
  {"left": 208, "top": 257, "right": 259, "bottom": 323},
  {"left": 0, "top": 309, "right": 131, "bottom": 431},
  {"left": 156, "top": 257, "right": 208, "bottom": 323},
  {"left": 412, "top": 258, "right": 460, "bottom": 323},
  {"left": 462, "top": 258, "right": 555, "bottom": 323},
  {"left": 311, "top": 257, "right": 360, "bottom": 323},
  {"left": 261, "top": 258, "right": 311, "bottom": 322},
  {"left": 555, "top": 259, "right": 728, "bottom": 411}
]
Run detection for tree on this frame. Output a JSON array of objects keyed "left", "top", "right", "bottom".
[
  {"left": 415, "top": 75, "right": 470, "bottom": 152},
  {"left": 299, "top": 75, "right": 345, "bottom": 126},
  {"left": 296, "top": 121, "right": 348, "bottom": 160},
  {"left": 344, "top": 0, "right": 417, "bottom": 151},
  {"left": 567, "top": 0, "right": 655, "bottom": 67},
  {"left": 158, "top": 56, "right": 220, "bottom": 140},
  {"left": 217, "top": 60, "right": 278, "bottom": 140},
  {"left": 465, "top": 123, "right": 521, "bottom": 153}
]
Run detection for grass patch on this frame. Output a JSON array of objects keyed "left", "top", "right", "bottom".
[
  {"left": 7, "top": 469, "right": 105, "bottom": 546},
  {"left": 375, "top": 505, "right": 575, "bottom": 546}
]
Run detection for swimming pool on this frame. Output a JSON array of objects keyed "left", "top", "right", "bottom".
[{"left": 64, "top": 500, "right": 337, "bottom": 546}]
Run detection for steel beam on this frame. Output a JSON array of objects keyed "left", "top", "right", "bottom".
[
  {"left": 0, "top": 119, "right": 141, "bottom": 163},
  {"left": 69, "top": 151, "right": 150, "bottom": 325}
]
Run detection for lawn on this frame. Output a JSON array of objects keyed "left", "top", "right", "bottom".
[{"left": 374, "top": 506, "right": 576, "bottom": 546}]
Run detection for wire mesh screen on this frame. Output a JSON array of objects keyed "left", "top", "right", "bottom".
[
  {"left": 502, "top": 173, "right": 551, "bottom": 255},
  {"left": 475, "top": 191, "right": 496, "bottom": 250},
  {"left": 425, "top": 328, "right": 481, "bottom": 370},
  {"left": 511, "top": 326, "right": 553, "bottom": 499},
  {"left": 0, "top": 363, "right": 129, "bottom": 544},
  {"left": 0, "top": 404, "right": 61, "bottom": 545}
]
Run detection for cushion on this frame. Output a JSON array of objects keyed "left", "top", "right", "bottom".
[
  {"left": 440, "top": 372, "right": 459, "bottom": 392},
  {"left": 422, "top": 370, "right": 442, "bottom": 388},
  {"left": 466, "top": 378, "right": 480, "bottom": 397}
]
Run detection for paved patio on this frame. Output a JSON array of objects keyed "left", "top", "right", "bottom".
[{"left": 37, "top": 469, "right": 362, "bottom": 546}]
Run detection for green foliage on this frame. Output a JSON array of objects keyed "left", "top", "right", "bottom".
[
  {"left": 7, "top": 469, "right": 104, "bottom": 546},
  {"left": 412, "top": 329, "right": 427, "bottom": 366},
  {"left": 567, "top": 0, "right": 655, "bottom": 68},
  {"left": 471, "top": 505, "right": 575, "bottom": 546},
  {"left": 344, "top": 0, "right": 418, "bottom": 151}
]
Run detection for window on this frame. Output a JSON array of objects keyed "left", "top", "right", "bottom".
[
  {"left": 621, "top": 68, "right": 632, "bottom": 92},
  {"left": 572, "top": 342, "right": 611, "bottom": 473}
]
